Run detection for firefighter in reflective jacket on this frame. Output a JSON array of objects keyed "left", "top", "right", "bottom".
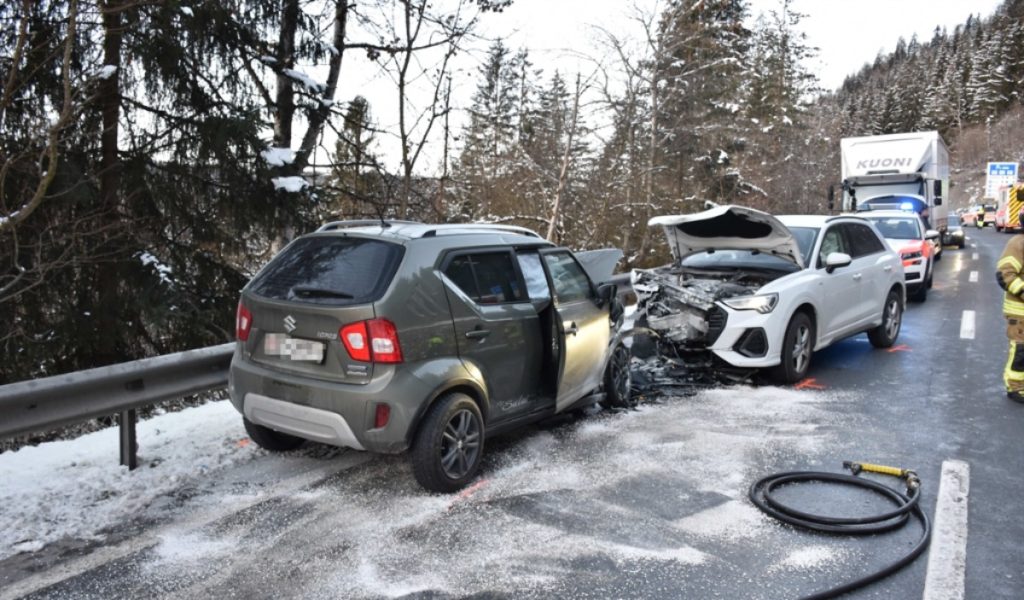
[{"left": 997, "top": 226, "right": 1024, "bottom": 403}]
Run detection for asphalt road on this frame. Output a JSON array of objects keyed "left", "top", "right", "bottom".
[{"left": 2, "top": 227, "right": 1022, "bottom": 600}]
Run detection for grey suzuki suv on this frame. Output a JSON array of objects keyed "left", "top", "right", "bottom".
[{"left": 229, "top": 220, "right": 631, "bottom": 492}]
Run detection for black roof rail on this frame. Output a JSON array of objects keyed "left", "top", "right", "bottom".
[
  {"left": 419, "top": 224, "right": 542, "bottom": 238},
  {"left": 317, "top": 219, "right": 422, "bottom": 232}
]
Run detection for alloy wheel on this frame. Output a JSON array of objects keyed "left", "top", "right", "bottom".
[
  {"left": 792, "top": 324, "right": 811, "bottom": 374},
  {"left": 440, "top": 409, "right": 481, "bottom": 479},
  {"left": 884, "top": 297, "right": 901, "bottom": 340}
]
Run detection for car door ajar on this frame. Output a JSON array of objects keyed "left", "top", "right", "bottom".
[
  {"left": 440, "top": 250, "right": 544, "bottom": 421},
  {"left": 538, "top": 249, "right": 610, "bottom": 412}
]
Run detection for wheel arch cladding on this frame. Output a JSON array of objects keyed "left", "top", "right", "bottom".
[{"left": 407, "top": 381, "right": 488, "bottom": 445}]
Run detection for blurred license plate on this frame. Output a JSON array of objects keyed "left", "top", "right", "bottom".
[{"left": 264, "top": 333, "right": 325, "bottom": 362}]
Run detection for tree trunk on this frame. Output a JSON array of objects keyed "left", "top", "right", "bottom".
[
  {"left": 96, "top": 0, "right": 124, "bottom": 366},
  {"left": 546, "top": 74, "right": 581, "bottom": 243},
  {"left": 274, "top": 0, "right": 300, "bottom": 151}
]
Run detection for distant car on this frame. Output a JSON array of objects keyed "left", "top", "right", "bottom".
[
  {"left": 860, "top": 210, "right": 939, "bottom": 302},
  {"left": 633, "top": 206, "right": 906, "bottom": 384},
  {"left": 944, "top": 214, "right": 966, "bottom": 249},
  {"left": 229, "top": 221, "right": 631, "bottom": 492}
]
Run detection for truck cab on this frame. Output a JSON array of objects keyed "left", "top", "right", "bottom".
[{"left": 840, "top": 132, "right": 950, "bottom": 258}]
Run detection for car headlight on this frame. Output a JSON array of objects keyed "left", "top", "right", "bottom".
[
  {"left": 902, "top": 251, "right": 923, "bottom": 260},
  {"left": 722, "top": 293, "right": 778, "bottom": 314}
]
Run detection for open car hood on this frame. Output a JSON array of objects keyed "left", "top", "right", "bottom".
[
  {"left": 649, "top": 205, "right": 804, "bottom": 268},
  {"left": 574, "top": 248, "right": 624, "bottom": 284}
]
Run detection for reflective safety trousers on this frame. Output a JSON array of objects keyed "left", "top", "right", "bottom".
[{"left": 1006, "top": 318, "right": 1024, "bottom": 392}]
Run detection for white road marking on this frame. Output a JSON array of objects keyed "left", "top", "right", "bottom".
[
  {"left": 972, "top": 253, "right": 979, "bottom": 260},
  {"left": 969, "top": 271, "right": 978, "bottom": 283},
  {"left": 959, "top": 311, "right": 976, "bottom": 339},
  {"left": 922, "top": 460, "right": 971, "bottom": 600},
  {"left": 971, "top": 243, "right": 977, "bottom": 248}
]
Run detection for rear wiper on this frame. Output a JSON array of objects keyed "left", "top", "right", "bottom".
[{"left": 290, "top": 285, "right": 354, "bottom": 299}]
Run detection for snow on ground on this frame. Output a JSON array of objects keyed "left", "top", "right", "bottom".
[
  {"left": 1, "top": 384, "right": 866, "bottom": 598},
  {"left": 0, "top": 400, "right": 254, "bottom": 561}
]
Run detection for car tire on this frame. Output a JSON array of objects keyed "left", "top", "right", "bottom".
[
  {"left": 771, "top": 312, "right": 815, "bottom": 385},
  {"left": 868, "top": 289, "right": 903, "bottom": 348},
  {"left": 909, "top": 282, "right": 927, "bottom": 302},
  {"left": 958, "top": 240, "right": 965, "bottom": 249},
  {"left": 243, "top": 417, "right": 305, "bottom": 451},
  {"left": 411, "top": 392, "right": 484, "bottom": 493},
  {"left": 602, "top": 342, "right": 634, "bottom": 409}
]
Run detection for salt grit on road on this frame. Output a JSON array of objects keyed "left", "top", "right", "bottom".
[{"left": 1, "top": 385, "right": 884, "bottom": 599}]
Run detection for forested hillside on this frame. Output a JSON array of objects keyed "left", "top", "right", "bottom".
[{"left": 3, "top": 0, "right": 1024, "bottom": 382}]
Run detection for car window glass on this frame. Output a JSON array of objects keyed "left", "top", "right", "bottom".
[
  {"left": 817, "top": 226, "right": 849, "bottom": 268},
  {"left": 249, "top": 237, "right": 403, "bottom": 306},
  {"left": 787, "top": 226, "right": 819, "bottom": 267},
  {"left": 443, "top": 252, "right": 525, "bottom": 305},
  {"left": 847, "top": 223, "right": 886, "bottom": 257},
  {"left": 868, "top": 217, "right": 921, "bottom": 240},
  {"left": 516, "top": 252, "right": 551, "bottom": 301},
  {"left": 542, "top": 251, "right": 592, "bottom": 303}
]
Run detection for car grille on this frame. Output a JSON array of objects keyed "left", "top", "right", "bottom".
[{"left": 706, "top": 306, "right": 727, "bottom": 345}]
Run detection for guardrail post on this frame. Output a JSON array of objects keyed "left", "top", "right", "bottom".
[{"left": 119, "top": 409, "right": 138, "bottom": 470}]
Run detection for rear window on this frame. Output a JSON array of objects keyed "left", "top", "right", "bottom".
[
  {"left": 248, "top": 236, "right": 404, "bottom": 305},
  {"left": 865, "top": 217, "right": 921, "bottom": 240}
]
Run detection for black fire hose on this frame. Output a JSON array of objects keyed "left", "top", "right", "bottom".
[{"left": 749, "top": 462, "right": 931, "bottom": 600}]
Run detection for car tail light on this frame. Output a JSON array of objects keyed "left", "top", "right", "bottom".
[
  {"left": 236, "top": 302, "right": 253, "bottom": 341},
  {"left": 340, "top": 321, "right": 371, "bottom": 362},
  {"left": 374, "top": 403, "right": 391, "bottom": 428},
  {"left": 339, "top": 318, "right": 403, "bottom": 363},
  {"left": 367, "top": 318, "right": 403, "bottom": 363}
]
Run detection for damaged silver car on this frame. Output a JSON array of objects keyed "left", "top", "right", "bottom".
[{"left": 632, "top": 206, "right": 906, "bottom": 383}]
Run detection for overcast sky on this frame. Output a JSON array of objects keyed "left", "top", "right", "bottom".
[
  {"left": 324, "top": 0, "right": 1006, "bottom": 172},
  {"left": 483, "top": 0, "right": 1005, "bottom": 91}
]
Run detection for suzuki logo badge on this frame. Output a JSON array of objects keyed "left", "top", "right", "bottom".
[{"left": 283, "top": 315, "right": 297, "bottom": 333}]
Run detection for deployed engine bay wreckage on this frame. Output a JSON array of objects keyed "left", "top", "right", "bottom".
[
  {"left": 627, "top": 204, "right": 807, "bottom": 394},
  {"left": 631, "top": 266, "right": 767, "bottom": 391}
]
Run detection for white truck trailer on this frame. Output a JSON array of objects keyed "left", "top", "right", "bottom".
[{"left": 836, "top": 131, "right": 950, "bottom": 255}]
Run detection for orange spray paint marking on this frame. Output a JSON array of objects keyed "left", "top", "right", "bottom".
[
  {"left": 794, "top": 378, "right": 825, "bottom": 390},
  {"left": 446, "top": 478, "right": 490, "bottom": 512},
  {"left": 237, "top": 438, "right": 251, "bottom": 447},
  {"left": 887, "top": 344, "right": 912, "bottom": 353}
]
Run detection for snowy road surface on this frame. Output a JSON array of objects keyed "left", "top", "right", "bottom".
[
  {"left": 3, "top": 387, "right": 886, "bottom": 599},
  {"left": 2, "top": 228, "right": 1023, "bottom": 599}
]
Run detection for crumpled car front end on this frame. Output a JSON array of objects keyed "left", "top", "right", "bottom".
[{"left": 631, "top": 205, "right": 806, "bottom": 384}]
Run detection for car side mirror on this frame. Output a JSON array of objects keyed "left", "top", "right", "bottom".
[
  {"left": 925, "top": 229, "right": 940, "bottom": 240},
  {"left": 934, "top": 180, "right": 942, "bottom": 197},
  {"left": 825, "top": 252, "right": 852, "bottom": 274},
  {"left": 596, "top": 282, "right": 617, "bottom": 307}
]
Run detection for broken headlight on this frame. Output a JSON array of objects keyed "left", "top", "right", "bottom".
[{"left": 721, "top": 293, "right": 778, "bottom": 314}]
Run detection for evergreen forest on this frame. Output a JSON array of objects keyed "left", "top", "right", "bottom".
[{"left": 3, "top": 0, "right": 1024, "bottom": 382}]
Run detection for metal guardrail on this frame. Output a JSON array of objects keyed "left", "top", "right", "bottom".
[{"left": 0, "top": 343, "right": 235, "bottom": 469}]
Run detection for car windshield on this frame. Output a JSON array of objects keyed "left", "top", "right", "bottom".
[
  {"left": 947, "top": 215, "right": 961, "bottom": 228},
  {"left": 866, "top": 217, "right": 921, "bottom": 240},
  {"left": 786, "top": 226, "right": 819, "bottom": 267},
  {"left": 679, "top": 249, "right": 800, "bottom": 274}
]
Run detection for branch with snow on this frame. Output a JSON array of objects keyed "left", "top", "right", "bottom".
[{"left": 271, "top": 176, "right": 308, "bottom": 192}]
